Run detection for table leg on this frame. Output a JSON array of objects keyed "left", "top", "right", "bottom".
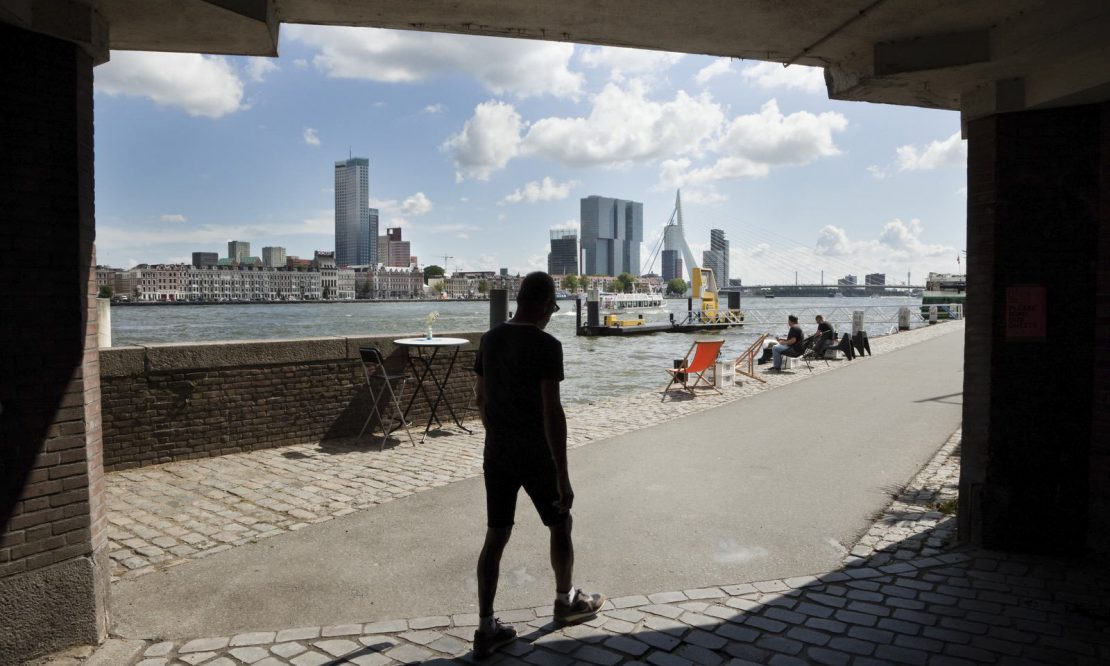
[
  {"left": 402, "top": 348, "right": 444, "bottom": 430},
  {"left": 423, "top": 347, "right": 473, "bottom": 438}
]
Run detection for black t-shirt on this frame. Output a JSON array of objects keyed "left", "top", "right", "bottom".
[
  {"left": 817, "top": 321, "right": 833, "bottom": 336},
  {"left": 786, "top": 325, "right": 805, "bottom": 354},
  {"left": 474, "top": 322, "right": 564, "bottom": 465}
]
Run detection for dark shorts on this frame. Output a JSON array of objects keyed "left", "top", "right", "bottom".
[{"left": 483, "top": 458, "right": 569, "bottom": 528}]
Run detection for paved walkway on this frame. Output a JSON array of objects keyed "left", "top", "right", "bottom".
[
  {"left": 109, "top": 324, "right": 967, "bottom": 644},
  {"left": 105, "top": 323, "right": 962, "bottom": 580},
  {"left": 74, "top": 427, "right": 1110, "bottom": 666}
]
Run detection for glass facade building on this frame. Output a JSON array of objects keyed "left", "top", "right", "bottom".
[
  {"left": 334, "top": 157, "right": 376, "bottom": 266},
  {"left": 580, "top": 195, "right": 643, "bottom": 277}
]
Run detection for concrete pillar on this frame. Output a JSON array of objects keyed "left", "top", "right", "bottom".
[
  {"left": 928, "top": 305, "right": 938, "bottom": 324},
  {"left": 898, "top": 307, "right": 911, "bottom": 331},
  {"left": 851, "top": 310, "right": 864, "bottom": 336},
  {"left": 960, "top": 102, "right": 1110, "bottom": 559},
  {"left": 97, "top": 298, "right": 111, "bottom": 348},
  {"left": 0, "top": 22, "right": 109, "bottom": 663}
]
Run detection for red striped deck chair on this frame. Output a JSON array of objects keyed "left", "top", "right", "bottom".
[{"left": 662, "top": 338, "right": 724, "bottom": 401}]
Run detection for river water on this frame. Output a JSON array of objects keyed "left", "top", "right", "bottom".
[{"left": 111, "top": 297, "right": 923, "bottom": 404}]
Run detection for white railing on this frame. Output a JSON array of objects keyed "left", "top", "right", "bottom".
[{"left": 741, "top": 304, "right": 964, "bottom": 333}]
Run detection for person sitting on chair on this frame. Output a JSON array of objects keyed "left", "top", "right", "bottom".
[
  {"left": 813, "top": 315, "right": 835, "bottom": 357},
  {"left": 757, "top": 315, "right": 804, "bottom": 370}
]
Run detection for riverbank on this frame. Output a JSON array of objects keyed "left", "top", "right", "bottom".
[{"left": 104, "top": 320, "right": 964, "bottom": 581}]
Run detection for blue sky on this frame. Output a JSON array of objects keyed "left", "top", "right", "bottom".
[{"left": 93, "top": 26, "right": 967, "bottom": 285}]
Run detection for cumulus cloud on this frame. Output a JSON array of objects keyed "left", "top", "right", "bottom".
[
  {"left": 401, "top": 192, "right": 434, "bottom": 216},
  {"left": 660, "top": 99, "right": 847, "bottom": 187},
  {"left": 869, "top": 131, "right": 966, "bottom": 178},
  {"left": 244, "top": 57, "right": 278, "bottom": 82},
  {"left": 740, "top": 61, "right": 825, "bottom": 94},
  {"left": 160, "top": 214, "right": 187, "bottom": 223},
  {"left": 521, "top": 81, "right": 724, "bottom": 168},
  {"left": 733, "top": 218, "right": 957, "bottom": 285},
  {"left": 441, "top": 100, "right": 525, "bottom": 181},
  {"left": 579, "top": 46, "right": 683, "bottom": 81},
  {"left": 96, "top": 51, "right": 246, "bottom": 118},
  {"left": 303, "top": 128, "right": 321, "bottom": 146},
  {"left": 501, "top": 177, "right": 578, "bottom": 204},
  {"left": 695, "top": 58, "right": 734, "bottom": 85},
  {"left": 285, "top": 25, "right": 583, "bottom": 99},
  {"left": 422, "top": 103, "right": 445, "bottom": 114}
]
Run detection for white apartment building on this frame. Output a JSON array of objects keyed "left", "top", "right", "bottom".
[{"left": 354, "top": 265, "right": 423, "bottom": 299}]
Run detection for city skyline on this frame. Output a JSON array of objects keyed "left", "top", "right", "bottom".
[{"left": 92, "top": 27, "right": 967, "bottom": 283}]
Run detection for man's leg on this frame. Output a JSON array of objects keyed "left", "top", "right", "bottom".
[
  {"left": 549, "top": 516, "right": 573, "bottom": 594},
  {"left": 772, "top": 343, "right": 789, "bottom": 369},
  {"left": 477, "top": 526, "right": 513, "bottom": 618}
]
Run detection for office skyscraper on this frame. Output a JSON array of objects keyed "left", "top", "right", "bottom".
[
  {"left": 661, "top": 250, "right": 683, "bottom": 283},
  {"left": 580, "top": 195, "right": 643, "bottom": 276},
  {"left": 262, "top": 246, "right": 286, "bottom": 268},
  {"left": 334, "top": 157, "right": 376, "bottom": 266},
  {"left": 228, "top": 240, "right": 250, "bottom": 263},
  {"left": 385, "top": 227, "right": 411, "bottom": 267},
  {"left": 548, "top": 230, "right": 578, "bottom": 276},
  {"left": 703, "top": 229, "right": 729, "bottom": 284}
]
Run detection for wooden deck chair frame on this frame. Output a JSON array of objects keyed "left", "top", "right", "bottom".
[
  {"left": 358, "top": 347, "right": 417, "bottom": 451},
  {"left": 662, "top": 338, "right": 725, "bottom": 401},
  {"left": 734, "top": 333, "right": 769, "bottom": 383}
]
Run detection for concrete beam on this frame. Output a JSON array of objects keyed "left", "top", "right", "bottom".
[
  {"left": 873, "top": 29, "right": 990, "bottom": 76},
  {"left": 0, "top": 0, "right": 108, "bottom": 63},
  {"left": 97, "top": 0, "right": 277, "bottom": 56}
]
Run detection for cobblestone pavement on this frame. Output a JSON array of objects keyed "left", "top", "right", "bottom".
[
  {"left": 843, "top": 431, "right": 961, "bottom": 567},
  {"left": 106, "top": 322, "right": 964, "bottom": 579},
  {"left": 113, "top": 546, "right": 1110, "bottom": 666}
]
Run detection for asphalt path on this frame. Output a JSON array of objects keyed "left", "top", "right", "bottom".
[{"left": 112, "top": 327, "right": 964, "bottom": 639}]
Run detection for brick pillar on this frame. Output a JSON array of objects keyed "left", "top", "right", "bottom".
[
  {"left": 960, "top": 103, "right": 1109, "bottom": 558},
  {"left": 0, "top": 21, "right": 109, "bottom": 663}
]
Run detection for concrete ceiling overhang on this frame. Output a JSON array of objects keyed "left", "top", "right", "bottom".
[{"left": 4, "top": 0, "right": 1110, "bottom": 118}]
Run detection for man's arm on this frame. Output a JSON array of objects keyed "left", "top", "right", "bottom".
[
  {"left": 540, "top": 378, "right": 572, "bottom": 510},
  {"left": 474, "top": 375, "right": 489, "bottom": 429}
]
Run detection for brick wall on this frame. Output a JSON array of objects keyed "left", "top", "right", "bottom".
[
  {"left": 960, "top": 103, "right": 1108, "bottom": 558},
  {"left": 0, "top": 22, "right": 109, "bottom": 664},
  {"left": 99, "top": 334, "right": 483, "bottom": 471}
]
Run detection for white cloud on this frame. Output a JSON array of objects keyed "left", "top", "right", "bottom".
[
  {"left": 896, "top": 131, "right": 966, "bottom": 171},
  {"left": 695, "top": 58, "right": 733, "bottom": 85},
  {"left": 660, "top": 99, "right": 847, "bottom": 187},
  {"left": 740, "top": 61, "right": 825, "bottom": 94},
  {"left": 401, "top": 192, "right": 434, "bottom": 216},
  {"left": 501, "top": 177, "right": 578, "bottom": 204},
  {"left": 96, "top": 51, "right": 246, "bottom": 118},
  {"left": 551, "top": 219, "right": 580, "bottom": 232},
  {"left": 441, "top": 100, "right": 525, "bottom": 181},
  {"left": 285, "top": 25, "right": 583, "bottom": 99},
  {"left": 521, "top": 81, "right": 724, "bottom": 168},
  {"left": 244, "top": 57, "right": 278, "bottom": 82},
  {"left": 422, "top": 103, "right": 445, "bottom": 114},
  {"left": 579, "top": 46, "right": 683, "bottom": 81},
  {"left": 370, "top": 192, "right": 436, "bottom": 228},
  {"left": 868, "top": 131, "right": 966, "bottom": 178},
  {"left": 303, "top": 128, "right": 321, "bottom": 146},
  {"left": 160, "top": 214, "right": 187, "bottom": 223},
  {"left": 293, "top": 58, "right": 308, "bottom": 69},
  {"left": 97, "top": 214, "right": 335, "bottom": 252},
  {"left": 734, "top": 218, "right": 956, "bottom": 285},
  {"left": 681, "top": 189, "right": 728, "bottom": 205}
]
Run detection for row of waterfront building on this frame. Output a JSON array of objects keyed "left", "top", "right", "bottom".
[{"left": 96, "top": 252, "right": 533, "bottom": 303}]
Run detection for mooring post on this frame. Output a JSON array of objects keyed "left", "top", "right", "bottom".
[
  {"left": 852, "top": 310, "right": 864, "bottom": 336},
  {"left": 898, "top": 307, "right": 911, "bottom": 331},
  {"left": 929, "top": 305, "right": 938, "bottom": 324},
  {"left": 575, "top": 294, "right": 582, "bottom": 333},
  {"left": 587, "top": 289, "right": 600, "bottom": 327},
  {"left": 489, "top": 288, "right": 508, "bottom": 329}
]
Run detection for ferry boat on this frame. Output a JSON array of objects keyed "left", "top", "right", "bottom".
[{"left": 599, "top": 290, "right": 664, "bottom": 310}]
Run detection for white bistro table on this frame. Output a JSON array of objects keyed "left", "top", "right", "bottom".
[{"left": 393, "top": 336, "right": 473, "bottom": 442}]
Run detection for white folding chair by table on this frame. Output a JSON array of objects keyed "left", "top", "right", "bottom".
[{"left": 358, "top": 347, "right": 416, "bottom": 451}]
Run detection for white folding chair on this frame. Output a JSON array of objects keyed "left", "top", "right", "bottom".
[{"left": 358, "top": 347, "right": 416, "bottom": 451}]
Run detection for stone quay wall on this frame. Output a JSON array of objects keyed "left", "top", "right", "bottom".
[{"left": 98, "top": 333, "right": 483, "bottom": 471}]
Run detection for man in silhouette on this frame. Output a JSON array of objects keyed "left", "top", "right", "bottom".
[{"left": 471, "top": 271, "right": 605, "bottom": 658}]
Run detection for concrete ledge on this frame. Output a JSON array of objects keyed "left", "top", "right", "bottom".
[
  {"left": 99, "top": 346, "right": 145, "bottom": 378},
  {"left": 143, "top": 337, "right": 348, "bottom": 372}
]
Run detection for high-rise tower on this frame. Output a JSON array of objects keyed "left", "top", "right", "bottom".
[
  {"left": 580, "top": 195, "right": 643, "bottom": 276},
  {"left": 334, "top": 157, "right": 376, "bottom": 266}
]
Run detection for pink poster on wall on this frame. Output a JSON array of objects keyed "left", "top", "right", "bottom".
[{"left": 1005, "top": 285, "right": 1046, "bottom": 339}]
